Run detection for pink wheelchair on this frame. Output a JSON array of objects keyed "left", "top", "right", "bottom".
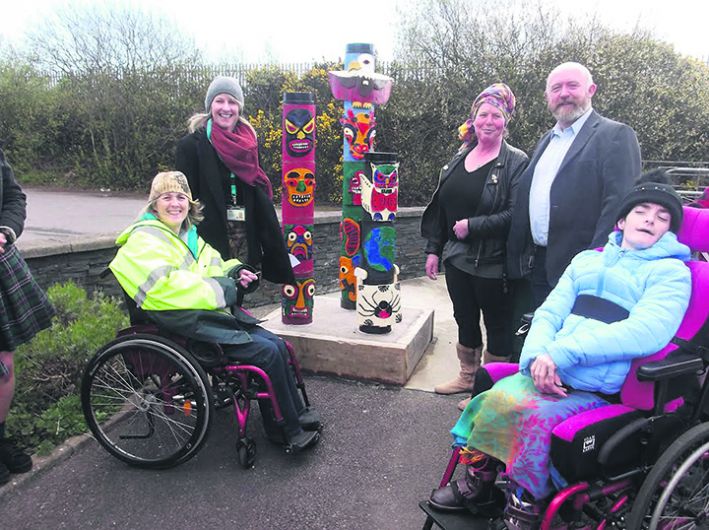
[
  {"left": 421, "top": 206, "right": 709, "bottom": 530},
  {"left": 80, "top": 283, "right": 314, "bottom": 469}
]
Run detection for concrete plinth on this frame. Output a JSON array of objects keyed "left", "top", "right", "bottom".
[{"left": 262, "top": 296, "right": 434, "bottom": 385}]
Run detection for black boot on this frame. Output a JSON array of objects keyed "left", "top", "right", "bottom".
[
  {"left": 259, "top": 400, "right": 321, "bottom": 452},
  {"left": 0, "top": 438, "right": 32, "bottom": 474},
  {"left": 429, "top": 458, "right": 504, "bottom": 516},
  {"left": 285, "top": 429, "right": 320, "bottom": 453},
  {"left": 298, "top": 407, "right": 321, "bottom": 431}
]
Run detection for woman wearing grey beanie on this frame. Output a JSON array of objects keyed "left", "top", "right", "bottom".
[{"left": 176, "top": 76, "right": 294, "bottom": 286}]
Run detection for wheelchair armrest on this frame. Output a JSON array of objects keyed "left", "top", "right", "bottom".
[{"left": 636, "top": 353, "right": 704, "bottom": 382}]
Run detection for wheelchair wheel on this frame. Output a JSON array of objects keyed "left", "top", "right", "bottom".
[
  {"left": 627, "top": 421, "right": 709, "bottom": 529},
  {"left": 81, "top": 334, "right": 213, "bottom": 469}
]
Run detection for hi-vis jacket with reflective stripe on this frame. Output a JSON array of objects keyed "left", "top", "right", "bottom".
[{"left": 109, "top": 216, "right": 242, "bottom": 312}]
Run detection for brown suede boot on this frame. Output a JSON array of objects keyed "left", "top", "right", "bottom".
[
  {"left": 434, "top": 344, "right": 482, "bottom": 395},
  {"left": 457, "top": 351, "right": 510, "bottom": 410},
  {"left": 482, "top": 350, "right": 510, "bottom": 365}
]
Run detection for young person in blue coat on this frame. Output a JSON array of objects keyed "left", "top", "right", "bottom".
[{"left": 429, "top": 170, "right": 692, "bottom": 530}]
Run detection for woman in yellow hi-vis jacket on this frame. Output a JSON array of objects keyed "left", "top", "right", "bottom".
[{"left": 110, "top": 171, "right": 320, "bottom": 452}]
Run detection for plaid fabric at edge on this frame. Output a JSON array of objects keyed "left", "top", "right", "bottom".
[{"left": 0, "top": 245, "right": 55, "bottom": 351}]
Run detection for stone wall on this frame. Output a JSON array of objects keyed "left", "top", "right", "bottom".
[{"left": 21, "top": 207, "right": 428, "bottom": 307}]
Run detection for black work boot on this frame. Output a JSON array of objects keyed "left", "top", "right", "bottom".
[
  {"left": 429, "top": 459, "right": 504, "bottom": 516},
  {"left": 0, "top": 438, "right": 32, "bottom": 475}
]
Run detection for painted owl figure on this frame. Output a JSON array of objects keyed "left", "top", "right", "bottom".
[
  {"left": 328, "top": 53, "right": 393, "bottom": 105},
  {"left": 361, "top": 163, "right": 399, "bottom": 221}
]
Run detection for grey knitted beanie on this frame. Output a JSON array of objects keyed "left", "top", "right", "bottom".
[{"left": 204, "top": 76, "right": 244, "bottom": 112}]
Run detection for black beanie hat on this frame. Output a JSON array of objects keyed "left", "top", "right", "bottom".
[{"left": 616, "top": 169, "right": 683, "bottom": 233}]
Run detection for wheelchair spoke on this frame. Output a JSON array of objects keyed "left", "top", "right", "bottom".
[
  {"left": 95, "top": 358, "right": 145, "bottom": 400},
  {"left": 82, "top": 338, "right": 212, "bottom": 468},
  {"left": 146, "top": 412, "right": 191, "bottom": 441},
  {"left": 651, "top": 440, "right": 709, "bottom": 529}
]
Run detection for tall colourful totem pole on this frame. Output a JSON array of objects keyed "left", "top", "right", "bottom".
[
  {"left": 329, "top": 43, "right": 400, "bottom": 333},
  {"left": 281, "top": 92, "right": 316, "bottom": 324}
]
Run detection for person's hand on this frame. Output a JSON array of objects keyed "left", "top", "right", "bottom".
[
  {"left": 0, "top": 232, "right": 6, "bottom": 254},
  {"left": 531, "top": 354, "right": 567, "bottom": 397},
  {"left": 425, "top": 254, "right": 439, "bottom": 280},
  {"left": 237, "top": 269, "right": 259, "bottom": 289},
  {"left": 453, "top": 219, "right": 469, "bottom": 240}
]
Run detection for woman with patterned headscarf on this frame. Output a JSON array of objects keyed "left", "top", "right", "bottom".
[{"left": 421, "top": 83, "right": 529, "bottom": 410}]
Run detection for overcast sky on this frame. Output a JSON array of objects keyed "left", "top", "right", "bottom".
[{"left": 1, "top": 0, "right": 707, "bottom": 63}]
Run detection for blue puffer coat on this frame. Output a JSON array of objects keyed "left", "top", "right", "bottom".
[{"left": 519, "top": 230, "right": 692, "bottom": 394}]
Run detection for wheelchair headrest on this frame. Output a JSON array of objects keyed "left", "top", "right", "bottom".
[{"left": 677, "top": 206, "right": 709, "bottom": 252}]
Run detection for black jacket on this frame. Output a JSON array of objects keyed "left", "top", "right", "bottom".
[
  {"left": 175, "top": 130, "right": 295, "bottom": 285},
  {"left": 0, "top": 148, "right": 27, "bottom": 242},
  {"left": 506, "top": 111, "right": 640, "bottom": 285},
  {"left": 421, "top": 141, "right": 528, "bottom": 274}
]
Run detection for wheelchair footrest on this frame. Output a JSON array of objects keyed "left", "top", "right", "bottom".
[{"left": 418, "top": 500, "right": 494, "bottom": 530}]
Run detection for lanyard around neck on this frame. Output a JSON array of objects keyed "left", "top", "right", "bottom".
[{"left": 207, "top": 119, "right": 238, "bottom": 206}]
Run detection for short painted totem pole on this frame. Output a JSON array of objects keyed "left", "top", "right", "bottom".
[
  {"left": 354, "top": 152, "right": 401, "bottom": 334},
  {"left": 329, "top": 43, "right": 399, "bottom": 333},
  {"left": 281, "top": 92, "right": 316, "bottom": 324}
]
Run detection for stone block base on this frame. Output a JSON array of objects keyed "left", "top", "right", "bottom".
[{"left": 262, "top": 296, "right": 434, "bottom": 385}]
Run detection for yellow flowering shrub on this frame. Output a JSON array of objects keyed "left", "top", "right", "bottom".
[{"left": 244, "top": 63, "right": 345, "bottom": 206}]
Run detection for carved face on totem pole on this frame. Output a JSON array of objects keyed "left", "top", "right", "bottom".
[
  {"left": 361, "top": 163, "right": 399, "bottom": 221},
  {"left": 281, "top": 278, "right": 315, "bottom": 322},
  {"left": 284, "top": 109, "right": 315, "bottom": 157},
  {"left": 284, "top": 168, "right": 315, "bottom": 207},
  {"left": 285, "top": 224, "right": 313, "bottom": 273},
  {"left": 341, "top": 109, "right": 376, "bottom": 160}
]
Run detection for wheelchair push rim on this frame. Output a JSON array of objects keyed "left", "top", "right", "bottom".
[{"left": 81, "top": 334, "right": 213, "bottom": 469}]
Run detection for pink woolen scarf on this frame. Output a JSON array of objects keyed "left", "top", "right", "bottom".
[{"left": 208, "top": 119, "right": 273, "bottom": 198}]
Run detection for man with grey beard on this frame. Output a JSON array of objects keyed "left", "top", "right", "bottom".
[{"left": 507, "top": 62, "right": 641, "bottom": 308}]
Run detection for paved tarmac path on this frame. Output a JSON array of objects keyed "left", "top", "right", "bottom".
[
  {"left": 19, "top": 188, "right": 145, "bottom": 248},
  {"left": 0, "top": 377, "right": 461, "bottom": 530}
]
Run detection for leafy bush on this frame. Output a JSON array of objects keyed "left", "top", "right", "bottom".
[
  {"left": 2, "top": 19, "right": 708, "bottom": 202},
  {"left": 11, "top": 282, "right": 127, "bottom": 454}
]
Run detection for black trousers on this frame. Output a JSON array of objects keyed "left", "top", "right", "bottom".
[
  {"left": 530, "top": 245, "right": 554, "bottom": 309},
  {"left": 444, "top": 264, "right": 513, "bottom": 356},
  {"left": 222, "top": 326, "right": 305, "bottom": 436}
]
